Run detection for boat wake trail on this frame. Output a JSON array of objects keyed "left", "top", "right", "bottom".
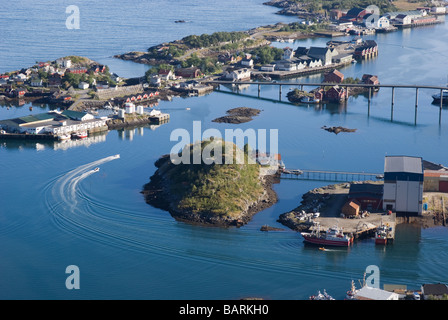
[{"left": 43, "top": 154, "right": 360, "bottom": 282}]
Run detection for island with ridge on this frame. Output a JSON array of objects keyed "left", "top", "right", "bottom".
[{"left": 141, "top": 138, "right": 279, "bottom": 227}]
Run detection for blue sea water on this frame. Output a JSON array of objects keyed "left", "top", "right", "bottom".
[{"left": 1, "top": 1, "right": 448, "bottom": 300}]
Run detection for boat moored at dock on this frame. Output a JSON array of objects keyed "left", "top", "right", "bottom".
[
  {"left": 375, "top": 223, "right": 393, "bottom": 245},
  {"left": 57, "top": 134, "right": 71, "bottom": 141},
  {"left": 301, "top": 223, "right": 353, "bottom": 247},
  {"left": 71, "top": 131, "right": 88, "bottom": 139},
  {"left": 309, "top": 289, "right": 335, "bottom": 300}
]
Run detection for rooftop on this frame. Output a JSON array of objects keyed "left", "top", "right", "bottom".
[
  {"left": 355, "top": 286, "right": 399, "bottom": 300},
  {"left": 384, "top": 156, "right": 423, "bottom": 174}
]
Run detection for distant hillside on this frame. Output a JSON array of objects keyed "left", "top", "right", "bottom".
[
  {"left": 264, "top": 0, "right": 398, "bottom": 15},
  {"left": 142, "top": 138, "right": 278, "bottom": 226}
]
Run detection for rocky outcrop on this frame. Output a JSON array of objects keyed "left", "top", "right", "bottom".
[
  {"left": 141, "top": 140, "right": 279, "bottom": 227},
  {"left": 321, "top": 126, "right": 357, "bottom": 134},
  {"left": 212, "top": 107, "right": 261, "bottom": 124}
]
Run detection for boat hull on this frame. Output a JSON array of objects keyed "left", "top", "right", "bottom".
[
  {"left": 302, "top": 234, "right": 352, "bottom": 247},
  {"left": 375, "top": 237, "right": 387, "bottom": 245}
]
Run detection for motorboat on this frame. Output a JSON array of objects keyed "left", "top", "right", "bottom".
[
  {"left": 432, "top": 89, "right": 448, "bottom": 104},
  {"left": 93, "top": 167, "right": 100, "bottom": 172},
  {"left": 72, "top": 131, "right": 88, "bottom": 139},
  {"left": 309, "top": 289, "right": 335, "bottom": 300},
  {"left": 58, "top": 134, "right": 71, "bottom": 141}
]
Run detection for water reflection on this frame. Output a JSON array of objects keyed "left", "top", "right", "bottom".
[
  {"left": 0, "top": 131, "right": 109, "bottom": 151},
  {"left": 117, "top": 123, "right": 167, "bottom": 141}
]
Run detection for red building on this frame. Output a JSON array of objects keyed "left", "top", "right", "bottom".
[
  {"left": 175, "top": 67, "right": 202, "bottom": 79},
  {"left": 323, "top": 69, "right": 344, "bottom": 83},
  {"left": 325, "top": 86, "right": 347, "bottom": 102},
  {"left": 362, "top": 74, "right": 380, "bottom": 86},
  {"left": 348, "top": 183, "right": 383, "bottom": 211},
  {"left": 354, "top": 40, "right": 378, "bottom": 60},
  {"left": 340, "top": 7, "right": 368, "bottom": 23},
  {"left": 67, "top": 67, "right": 88, "bottom": 74},
  {"left": 48, "top": 74, "right": 63, "bottom": 87}
]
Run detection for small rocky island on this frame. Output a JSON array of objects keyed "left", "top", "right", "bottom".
[
  {"left": 142, "top": 138, "right": 279, "bottom": 227},
  {"left": 212, "top": 107, "right": 261, "bottom": 124},
  {"left": 321, "top": 126, "right": 357, "bottom": 134}
]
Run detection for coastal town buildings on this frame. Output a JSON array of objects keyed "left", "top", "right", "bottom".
[
  {"left": 222, "top": 68, "right": 252, "bottom": 81},
  {"left": 0, "top": 110, "right": 107, "bottom": 136}
]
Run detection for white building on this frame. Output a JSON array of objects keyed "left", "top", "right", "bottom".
[
  {"left": 223, "top": 68, "right": 252, "bottom": 81},
  {"left": 354, "top": 286, "right": 400, "bottom": 300},
  {"left": 136, "top": 105, "right": 145, "bottom": 115},
  {"left": 30, "top": 78, "right": 43, "bottom": 87},
  {"left": 431, "top": 6, "right": 446, "bottom": 14},
  {"left": 375, "top": 16, "right": 390, "bottom": 28},
  {"left": 282, "top": 47, "right": 294, "bottom": 60},
  {"left": 260, "top": 64, "right": 276, "bottom": 72},
  {"left": 383, "top": 156, "right": 424, "bottom": 216},
  {"left": 56, "top": 58, "right": 72, "bottom": 68},
  {"left": 0, "top": 111, "right": 106, "bottom": 136},
  {"left": 124, "top": 102, "right": 136, "bottom": 114},
  {"left": 240, "top": 58, "right": 254, "bottom": 67},
  {"left": 308, "top": 58, "right": 323, "bottom": 68},
  {"left": 78, "top": 82, "right": 89, "bottom": 90}
]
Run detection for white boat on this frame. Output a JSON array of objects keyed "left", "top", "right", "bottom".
[
  {"left": 93, "top": 167, "right": 100, "bottom": 172},
  {"left": 345, "top": 280, "right": 358, "bottom": 300},
  {"left": 72, "top": 131, "right": 88, "bottom": 139},
  {"left": 299, "top": 96, "right": 320, "bottom": 104},
  {"left": 58, "top": 134, "right": 71, "bottom": 141},
  {"left": 113, "top": 154, "right": 120, "bottom": 159},
  {"left": 309, "top": 289, "right": 335, "bottom": 300}
]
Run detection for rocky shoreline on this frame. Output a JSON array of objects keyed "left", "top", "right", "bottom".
[
  {"left": 321, "top": 126, "right": 357, "bottom": 134},
  {"left": 141, "top": 154, "right": 279, "bottom": 227},
  {"left": 212, "top": 107, "right": 261, "bottom": 124}
]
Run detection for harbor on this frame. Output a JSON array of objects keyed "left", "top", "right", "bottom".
[{"left": 0, "top": 0, "right": 448, "bottom": 302}]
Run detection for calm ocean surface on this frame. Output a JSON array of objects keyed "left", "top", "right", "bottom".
[{"left": 1, "top": 1, "right": 448, "bottom": 300}]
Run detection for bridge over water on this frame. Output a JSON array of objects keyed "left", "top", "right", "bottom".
[
  {"left": 281, "top": 169, "right": 383, "bottom": 183},
  {"left": 205, "top": 80, "right": 448, "bottom": 124}
]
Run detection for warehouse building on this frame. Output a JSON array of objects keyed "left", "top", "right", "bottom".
[
  {"left": 0, "top": 111, "right": 107, "bottom": 136},
  {"left": 348, "top": 183, "right": 383, "bottom": 211},
  {"left": 382, "top": 156, "right": 424, "bottom": 216},
  {"left": 423, "top": 160, "right": 448, "bottom": 193}
]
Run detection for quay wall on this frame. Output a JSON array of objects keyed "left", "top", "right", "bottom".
[{"left": 251, "top": 61, "right": 351, "bottom": 80}]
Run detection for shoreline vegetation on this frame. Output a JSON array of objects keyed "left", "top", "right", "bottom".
[{"left": 141, "top": 138, "right": 279, "bottom": 227}]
